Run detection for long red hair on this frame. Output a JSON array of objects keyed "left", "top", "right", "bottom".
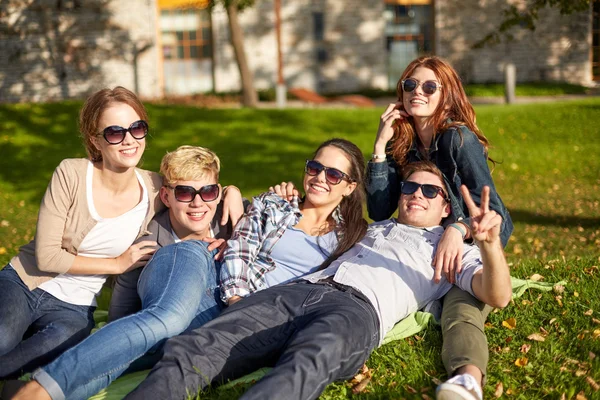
[{"left": 389, "top": 56, "right": 490, "bottom": 165}]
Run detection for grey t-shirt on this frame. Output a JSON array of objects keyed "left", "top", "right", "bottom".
[
  {"left": 264, "top": 227, "right": 337, "bottom": 288},
  {"left": 304, "top": 219, "right": 483, "bottom": 346}
]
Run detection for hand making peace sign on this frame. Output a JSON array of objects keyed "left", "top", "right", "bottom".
[{"left": 460, "top": 185, "right": 503, "bottom": 245}]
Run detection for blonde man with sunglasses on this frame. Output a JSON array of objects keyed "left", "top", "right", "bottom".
[{"left": 15, "top": 145, "right": 241, "bottom": 400}]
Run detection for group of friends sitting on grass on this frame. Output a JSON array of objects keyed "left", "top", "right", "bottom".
[{"left": 0, "top": 56, "right": 514, "bottom": 400}]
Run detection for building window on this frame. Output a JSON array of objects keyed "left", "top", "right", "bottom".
[
  {"left": 384, "top": 0, "right": 433, "bottom": 89},
  {"left": 593, "top": 0, "right": 600, "bottom": 81},
  {"left": 160, "top": 9, "right": 212, "bottom": 61}
]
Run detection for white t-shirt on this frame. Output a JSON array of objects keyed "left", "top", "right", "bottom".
[{"left": 39, "top": 162, "right": 149, "bottom": 306}]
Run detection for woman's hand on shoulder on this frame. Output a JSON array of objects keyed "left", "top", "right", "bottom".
[
  {"left": 374, "top": 101, "right": 409, "bottom": 156},
  {"left": 115, "top": 240, "right": 158, "bottom": 274},
  {"left": 432, "top": 227, "right": 465, "bottom": 284},
  {"left": 269, "top": 181, "right": 299, "bottom": 202},
  {"left": 203, "top": 237, "right": 227, "bottom": 260},
  {"left": 221, "top": 185, "right": 244, "bottom": 227}
]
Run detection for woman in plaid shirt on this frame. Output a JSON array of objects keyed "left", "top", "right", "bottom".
[{"left": 221, "top": 138, "right": 368, "bottom": 306}]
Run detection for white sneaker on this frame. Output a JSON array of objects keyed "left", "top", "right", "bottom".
[{"left": 436, "top": 373, "right": 483, "bottom": 400}]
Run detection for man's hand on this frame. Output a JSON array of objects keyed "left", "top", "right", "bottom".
[
  {"left": 221, "top": 185, "right": 244, "bottom": 228},
  {"left": 269, "top": 181, "right": 299, "bottom": 201},
  {"left": 460, "top": 185, "right": 502, "bottom": 245}
]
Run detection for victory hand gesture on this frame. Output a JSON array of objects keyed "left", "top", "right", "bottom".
[{"left": 460, "top": 185, "right": 502, "bottom": 245}]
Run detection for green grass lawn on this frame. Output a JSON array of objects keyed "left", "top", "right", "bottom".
[{"left": 0, "top": 99, "right": 599, "bottom": 399}]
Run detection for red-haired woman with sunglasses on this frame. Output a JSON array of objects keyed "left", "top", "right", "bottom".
[
  {"left": 0, "top": 87, "right": 243, "bottom": 381},
  {"left": 367, "top": 56, "right": 513, "bottom": 400}
]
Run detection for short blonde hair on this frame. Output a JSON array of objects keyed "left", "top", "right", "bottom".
[{"left": 160, "top": 145, "right": 220, "bottom": 186}]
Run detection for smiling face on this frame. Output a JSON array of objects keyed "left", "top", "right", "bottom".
[
  {"left": 94, "top": 103, "right": 146, "bottom": 171},
  {"left": 397, "top": 170, "right": 450, "bottom": 228},
  {"left": 303, "top": 145, "right": 357, "bottom": 210},
  {"left": 402, "top": 67, "right": 442, "bottom": 122},
  {"left": 160, "top": 175, "right": 221, "bottom": 241}
]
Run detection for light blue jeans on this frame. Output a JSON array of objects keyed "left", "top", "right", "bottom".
[{"left": 34, "top": 241, "right": 223, "bottom": 400}]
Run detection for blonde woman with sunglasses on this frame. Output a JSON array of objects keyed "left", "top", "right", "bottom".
[
  {"left": 0, "top": 88, "right": 243, "bottom": 382},
  {"left": 367, "top": 56, "right": 513, "bottom": 400}
]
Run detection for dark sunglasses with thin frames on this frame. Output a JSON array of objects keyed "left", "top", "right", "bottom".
[
  {"left": 401, "top": 181, "right": 449, "bottom": 202},
  {"left": 305, "top": 160, "right": 354, "bottom": 185},
  {"left": 98, "top": 120, "right": 149, "bottom": 145},
  {"left": 166, "top": 184, "right": 220, "bottom": 203},
  {"left": 401, "top": 78, "right": 442, "bottom": 96}
]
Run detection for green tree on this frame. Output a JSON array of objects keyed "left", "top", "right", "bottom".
[{"left": 474, "top": 0, "right": 591, "bottom": 48}]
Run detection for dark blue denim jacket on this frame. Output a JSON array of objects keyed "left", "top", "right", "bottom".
[{"left": 366, "top": 125, "right": 513, "bottom": 247}]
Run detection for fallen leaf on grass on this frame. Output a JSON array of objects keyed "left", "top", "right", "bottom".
[
  {"left": 587, "top": 376, "right": 600, "bottom": 391},
  {"left": 578, "top": 332, "right": 586, "bottom": 340},
  {"left": 352, "top": 377, "right": 371, "bottom": 394},
  {"left": 593, "top": 329, "right": 600, "bottom": 339},
  {"left": 503, "top": 318, "right": 517, "bottom": 330},
  {"left": 554, "top": 285, "right": 565, "bottom": 294},
  {"left": 574, "top": 291, "right": 580, "bottom": 297},
  {"left": 351, "top": 364, "right": 372, "bottom": 394},
  {"left": 506, "top": 388, "right": 514, "bottom": 395},
  {"left": 529, "top": 273, "right": 544, "bottom": 281},
  {"left": 528, "top": 333, "right": 546, "bottom": 342},
  {"left": 422, "top": 394, "right": 432, "bottom": 400},
  {"left": 515, "top": 357, "right": 528, "bottom": 367},
  {"left": 576, "top": 369, "right": 588, "bottom": 377},
  {"left": 590, "top": 352, "right": 596, "bottom": 360},
  {"left": 406, "top": 385, "right": 417, "bottom": 394},
  {"left": 593, "top": 318, "right": 600, "bottom": 324},
  {"left": 494, "top": 382, "right": 503, "bottom": 398},
  {"left": 540, "top": 327, "right": 549, "bottom": 335},
  {"left": 521, "top": 299, "right": 532, "bottom": 305},
  {"left": 0, "top": 247, "right": 6, "bottom": 255},
  {"left": 1, "top": 220, "right": 10, "bottom": 227},
  {"left": 549, "top": 318, "right": 557, "bottom": 324},
  {"left": 584, "top": 309, "right": 594, "bottom": 316},
  {"left": 520, "top": 344, "right": 531, "bottom": 353},
  {"left": 555, "top": 296, "right": 563, "bottom": 307},
  {"left": 576, "top": 391, "right": 587, "bottom": 399}
]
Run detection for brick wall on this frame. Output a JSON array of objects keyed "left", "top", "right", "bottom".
[
  {"left": 435, "top": 0, "right": 592, "bottom": 85},
  {"left": 0, "top": 0, "right": 161, "bottom": 103}
]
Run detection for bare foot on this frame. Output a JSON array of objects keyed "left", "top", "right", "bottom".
[{"left": 11, "top": 380, "right": 51, "bottom": 400}]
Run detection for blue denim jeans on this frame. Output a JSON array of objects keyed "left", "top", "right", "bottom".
[
  {"left": 125, "top": 281, "right": 380, "bottom": 400},
  {"left": 34, "top": 241, "right": 224, "bottom": 400},
  {"left": 0, "top": 265, "right": 95, "bottom": 379}
]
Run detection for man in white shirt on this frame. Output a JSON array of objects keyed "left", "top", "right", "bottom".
[{"left": 124, "top": 161, "right": 512, "bottom": 400}]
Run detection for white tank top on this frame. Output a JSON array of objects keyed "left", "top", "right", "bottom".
[{"left": 39, "top": 162, "right": 149, "bottom": 306}]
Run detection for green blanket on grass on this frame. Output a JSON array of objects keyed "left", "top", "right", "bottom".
[{"left": 82, "top": 276, "right": 564, "bottom": 400}]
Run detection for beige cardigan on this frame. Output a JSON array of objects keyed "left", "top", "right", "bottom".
[{"left": 10, "top": 158, "right": 164, "bottom": 290}]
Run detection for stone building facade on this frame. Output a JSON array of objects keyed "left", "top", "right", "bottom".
[{"left": 0, "top": 0, "right": 596, "bottom": 103}]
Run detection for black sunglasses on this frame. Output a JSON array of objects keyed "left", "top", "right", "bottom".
[
  {"left": 98, "top": 120, "right": 149, "bottom": 145},
  {"left": 167, "top": 184, "right": 220, "bottom": 203},
  {"left": 400, "top": 181, "right": 448, "bottom": 202},
  {"left": 305, "top": 160, "right": 354, "bottom": 185},
  {"left": 401, "top": 78, "right": 442, "bottom": 95}
]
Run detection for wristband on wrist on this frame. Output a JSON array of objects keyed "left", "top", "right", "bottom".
[
  {"left": 448, "top": 223, "right": 467, "bottom": 239},
  {"left": 371, "top": 153, "right": 386, "bottom": 160}
]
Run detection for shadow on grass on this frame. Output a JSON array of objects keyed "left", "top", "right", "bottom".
[
  {"left": 1, "top": 104, "right": 370, "bottom": 202},
  {"left": 509, "top": 209, "right": 600, "bottom": 228}
]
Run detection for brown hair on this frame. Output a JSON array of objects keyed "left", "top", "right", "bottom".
[
  {"left": 314, "top": 138, "right": 368, "bottom": 269},
  {"left": 160, "top": 145, "right": 220, "bottom": 185},
  {"left": 79, "top": 86, "right": 148, "bottom": 162},
  {"left": 390, "top": 56, "right": 491, "bottom": 165},
  {"left": 401, "top": 160, "right": 449, "bottom": 201}
]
